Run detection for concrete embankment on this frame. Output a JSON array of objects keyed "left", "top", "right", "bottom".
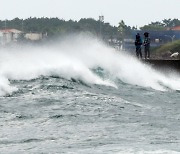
[{"left": 144, "top": 59, "right": 180, "bottom": 71}]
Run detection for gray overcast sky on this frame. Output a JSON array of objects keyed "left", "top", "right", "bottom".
[{"left": 1, "top": 0, "right": 180, "bottom": 27}]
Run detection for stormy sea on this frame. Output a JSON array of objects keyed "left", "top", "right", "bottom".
[{"left": 0, "top": 35, "right": 180, "bottom": 154}]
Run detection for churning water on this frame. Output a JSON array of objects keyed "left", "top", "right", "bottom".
[{"left": 0, "top": 35, "right": 180, "bottom": 154}]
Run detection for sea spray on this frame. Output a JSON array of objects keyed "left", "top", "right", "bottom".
[
  {"left": 1, "top": 35, "right": 180, "bottom": 153},
  {"left": 0, "top": 34, "right": 180, "bottom": 96},
  {"left": 0, "top": 75, "right": 17, "bottom": 96}
]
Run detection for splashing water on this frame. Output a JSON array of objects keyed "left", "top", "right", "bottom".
[
  {"left": 1, "top": 34, "right": 180, "bottom": 153},
  {"left": 0, "top": 34, "right": 180, "bottom": 96}
]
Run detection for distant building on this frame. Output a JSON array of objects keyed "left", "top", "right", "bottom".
[
  {"left": 0, "top": 29, "right": 22, "bottom": 45},
  {"left": 25, "top": 33, "right": 43, "bottom": 41},
  {"left": 171, "top": 26, "right": 180, "bottom": 31}
]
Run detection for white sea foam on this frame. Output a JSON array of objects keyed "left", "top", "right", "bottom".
[
  {"left": 0, "top": 75, "right": 17, "bottom": 96},
  {"left": 116, "top": 149, "right": 180, "bottom": 154},
  {"left": 0, "top": 34, "right": 180, "bottom": 96}
]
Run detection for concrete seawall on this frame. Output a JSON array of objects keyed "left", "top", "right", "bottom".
[{"left": 143, "top": 59, "right": 180, "bottom": 71}]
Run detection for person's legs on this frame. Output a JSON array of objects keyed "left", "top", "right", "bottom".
[
  {"left": 136, "top": 47, "right": 139, "bottom": 58},
  {"left": 139, "top": 48, "right": 142, "bottom": 59},
  {"left": 147, "top": 47, "right": 150, "bottom": 58},
  {"left": 144, "top": 47, "right": 148, "bottom": 59},
  {"left": 136, "top": 47, "right": 142, "bottom": 59}
]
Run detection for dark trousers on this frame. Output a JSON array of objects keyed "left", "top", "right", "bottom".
[
  {"left": 136, "top": 47, "right": 142, "bottom": 59},
  {"left": 144, "top": 46, "right": 150, "bottom": 59}
]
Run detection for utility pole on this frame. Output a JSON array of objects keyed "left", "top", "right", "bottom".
[
  {"left": 21, "top": 20, "right": 24, "bottom": 32},
  {"left": 99, "top": 15, "right": 104, "bottom": 38},
  {"left": 4, "top": 19, "right": 7, "bottom": 30}
]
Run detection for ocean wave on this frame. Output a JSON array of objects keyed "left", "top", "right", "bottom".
[{"left": 0, "top": 34, "right": 180, "bottom": 96}]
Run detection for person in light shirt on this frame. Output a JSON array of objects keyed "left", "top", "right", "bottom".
[{"left": 143, "top": 32, "right": 150, "bottom": 59}]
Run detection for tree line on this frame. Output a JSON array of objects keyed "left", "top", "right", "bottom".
[
  {"left": 0, "top": 17, "right": 180, "bottom": 40},
  {"left": 140, "top": 19, "right": 180, "bottom": 31},
  {"left": 0, "top": 17, "right": 118, "bottom": 39}
]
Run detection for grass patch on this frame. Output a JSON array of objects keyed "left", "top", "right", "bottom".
[{"left": 154, "top": 40, "right": 180, "bottom": 54}]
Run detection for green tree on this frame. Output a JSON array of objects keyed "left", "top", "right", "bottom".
[
  {"left": 140, "top": 19, "right": 180, "bottom": 31},
  {"left": 118, "top": 20, "right": 132, "bottom": 40}
]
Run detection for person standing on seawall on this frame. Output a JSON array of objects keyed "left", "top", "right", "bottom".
[
  {"left": 143, "top": 32, "right": 150, "bottom": 59},
  {"left": 134, "top": 33, "right": 142, "bottom": 59}
]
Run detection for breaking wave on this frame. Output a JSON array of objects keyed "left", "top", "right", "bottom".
[{"left": 0, "top": 34, "right": 180, "bottom": 96}]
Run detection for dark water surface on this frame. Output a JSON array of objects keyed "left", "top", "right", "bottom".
[{"left": 0, "top": 77, "right": 180, "bottom": 154}]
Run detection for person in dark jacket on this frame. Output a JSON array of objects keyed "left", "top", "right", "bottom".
[
  {"left": 135, "top": 33, "right": 142, "bottom": 59},
  {"left": 143, "top": 32, "right": 150, "bottom": 59}
]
